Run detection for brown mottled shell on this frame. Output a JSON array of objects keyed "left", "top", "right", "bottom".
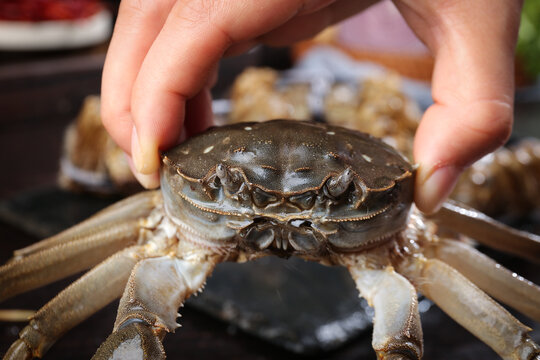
[{"left": 164, "top": 120, "right": 412, "bottom": 195}]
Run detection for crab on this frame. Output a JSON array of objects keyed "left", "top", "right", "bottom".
[{"left": 1, "top": 120, "right": 540, "bottom": 360}]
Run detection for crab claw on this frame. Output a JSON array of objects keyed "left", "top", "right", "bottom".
[
  {"left": 216, "top": 164, "right": 242, "bottom": 194},
  {"left": 3, "top": 339, "right": 32, "bottom": 360},
  {"left": 92, "top": 320, "right": 166, "bottom": 360},
  {"left": 92, "top": 256, "right": 216, "bottom": 360},
  {"left": 326, "top": 167, "right": 354, "bottom": 198}
]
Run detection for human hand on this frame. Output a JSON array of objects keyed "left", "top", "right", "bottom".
[
  {"left": 397, "top": 0, "right": 523, "bottom": 213},
  {"left": 101, "top": 0, "right": 523, "bottom": 214}
]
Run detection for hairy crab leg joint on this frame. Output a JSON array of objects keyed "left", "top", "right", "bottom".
[
  {"left": 1, "top": 120, "right": 540, "bottom": 359},
  {"left": 346, "top": 264, "right": 423, "bottom": 359},
  {"left": 92, "top": 256, "right": 216, "bottom": 360}
]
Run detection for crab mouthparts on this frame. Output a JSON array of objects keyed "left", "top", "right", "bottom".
[{"left": 242, "top": 218, "right": 321, "bottom": 253}]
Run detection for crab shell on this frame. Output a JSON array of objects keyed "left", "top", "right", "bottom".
[{"left": 161, "top": 120, "right": 414, "bottom": 256}]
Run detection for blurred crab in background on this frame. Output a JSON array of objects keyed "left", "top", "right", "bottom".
[{"left": 58, "top": 67, "right": 540, "bottom": 220}]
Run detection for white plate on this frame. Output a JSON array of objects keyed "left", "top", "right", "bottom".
[{"left": 0, "top": 9, "right": 112, "bottom": 50}]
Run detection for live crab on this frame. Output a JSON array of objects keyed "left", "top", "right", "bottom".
[{"left": 1, "top": 120, "right": 540, "bottom": 360}]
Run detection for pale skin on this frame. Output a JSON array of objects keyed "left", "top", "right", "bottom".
[{"left": 101, "top": 0, "right": 523, "bottom": 214}]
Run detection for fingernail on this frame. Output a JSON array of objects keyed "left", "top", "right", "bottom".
[
  {"left": 415, "top": 165, "right": 461, "bottom": 214},
  {"left": 127, "top": 155, "right": 160, "bottom": 189},
  {"left": 131, "top": 126, "right": 160, "bottom": 174}
]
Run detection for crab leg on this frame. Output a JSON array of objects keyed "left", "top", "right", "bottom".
[
  {"left": 428, "top": 200, "right": 540, "bottom": 262},
  {"left": 12, "top": 191, "right": 161, "bottom": 259},
  {"left": 0, "top": 219, "right": 143, "bottom": 302},
  {"left": 426, "top": 239, "right": 540, "bottom": 323},
  {"left": 92, "top": 255, "right": 217, "bottom": 360},
  {"left": 397, "top": 256, "right": 540, "bottom": 360},
  {"left": 0, "top": 192, "right": 163, "bottom": 303},
  {"left": 347, "top": 263, "right": 423, "bottom": 360},
  {"left": 3, "top": 246, "right": 143, "bottom": 360}
]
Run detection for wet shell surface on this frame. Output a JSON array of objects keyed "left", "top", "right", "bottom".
[{"left": 164, "top": 120, "right": 412, "bottom": 196}]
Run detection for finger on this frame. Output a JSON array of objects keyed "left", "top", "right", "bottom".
[
  {"left": 414, "top": 100, "right": 513, "bottom": 213},
  {"left": 185, "top": 87, "right": 215, "bottom": 138},
  {"left": 396, "top": 0, "right": 521, "bottom": 213},
  {"left": 101, "top": 0, "right": 176, "bottom": 155},
  {"left": 129, "top": 0, "right": 313, "bottom": 174},
  {"left": 298, "top": 0, "right": 339, "bottom": 15},
  {"left": 185, "top": 66, "right": 218, "bottom": 138},
  {"left": 126, "top": 155, "right": 160, "bottom": 189},
  {"left": 259, "top": 0, "right": 379, "bottom": 46},
  {"left": 223, "top": 41, "right": 258, "bottom": 57}
]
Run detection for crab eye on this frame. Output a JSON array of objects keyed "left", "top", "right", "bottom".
[
  {"left": 252, "top": 187, "right": 277, "bottom": 208},
  {"left": 216, "top": 164, "right": 243, "bottom": 194},
  {"left": 325, "top": 168, "right": 354, "bottom": 199},
  {"left": 206, "top": 173, "right": 220, "bottom": 190},
  {"left": 289, "top": 191, "right": 316, "bottom": 210}
]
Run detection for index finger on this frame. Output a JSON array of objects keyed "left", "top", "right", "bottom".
[
  {"left": 101, "top": 0, "right": 176, "bottom": 155},
  {"left": 129, "top": 0, "right": 309, "bottom": 174}
]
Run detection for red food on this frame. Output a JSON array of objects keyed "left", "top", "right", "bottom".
[{"left": 0, "top": 0, "right": 102, "bottom": 21}]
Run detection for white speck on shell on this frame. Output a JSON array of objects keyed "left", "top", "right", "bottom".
[
  {"left": 109, "top": 335, "right": 143, "bottom": 360},
  {"left": 326, "top": 131, "right": 335, "bottom": 135},
  {"left": 203, "top": 145, "right": 214, "bottom": 154},
  {"left": 244, "top": 126, "right": 252, "bottom": 131},
  {"left": 362, "top": 154, "right": 372, "bottom": 163}
]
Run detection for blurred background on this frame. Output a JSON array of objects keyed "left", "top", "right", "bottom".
[{"left": 1, "top": 0, "right": 539, "bottom": 359}]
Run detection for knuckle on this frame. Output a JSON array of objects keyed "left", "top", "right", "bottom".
[
  {"left": 119, "top": 0, "right": 174, "bottom": 20},
  {"left": 464, "top": 99, "right": 513, "bottom": 149},
  {"left": 121, "top": 0, "right": 159, "bottom": 16},
  {"left": 100, "top": 102, "right": 130, "bottom": 136},
  {"left": 173, "top": 0, "right": 214, "bottom": 26},
  {"left": 174, "top": 0, "right": 235, "bottom": 44},
  {"left": 99, "top": 101, "right": 115, "bottom": 127}
]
